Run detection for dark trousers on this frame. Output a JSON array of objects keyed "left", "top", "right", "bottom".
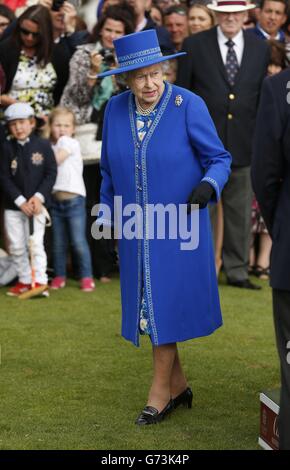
[
  {"left": 222, "top": 166, "right": 252, "bottom": 282},
  {"left": 272, "top": 289, "right": 290, "bottom": 450},
  {"left": 83, "top": 163, "right": 115, "bottom": 278}
]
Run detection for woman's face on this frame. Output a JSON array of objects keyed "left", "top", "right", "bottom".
[
  {"left": 128, "top": 64, "right": 165, "bottom": 109},
  {"left": 0, "top": 14, "right": 11, "bottom": 37},
  {"left": 99, "top": 18, "right": 125, "bottom": 49},
  {"left": 188, "top": 6, "right": 213, "bottom": 34},
  {"left": 19, "top": 19, "right": 40, "bottom": 49}
]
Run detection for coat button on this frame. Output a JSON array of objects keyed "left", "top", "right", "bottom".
[
  {"left": 227, "top": 113, "right": 233, "bottom": 120},
  {"left": 229, "top": 93, "right": 235, "bottom": 100}
]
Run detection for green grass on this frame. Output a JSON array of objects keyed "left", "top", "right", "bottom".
[{"left": 0, "top": 275, "right": 278, "bottom": 450}]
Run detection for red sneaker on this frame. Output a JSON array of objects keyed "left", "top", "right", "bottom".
[
  {"left": 80, "top": 277, "right": 95, "bottom": 292},
  {"left": 50, "top": 276, "right": 66, "bottom": 290},
  {"left": 7, "top": 282, "right": 31, "bottom": 297}
]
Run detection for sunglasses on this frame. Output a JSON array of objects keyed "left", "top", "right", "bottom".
[{"left": 20, "top": 27, "right": 40, "bottom": 38}]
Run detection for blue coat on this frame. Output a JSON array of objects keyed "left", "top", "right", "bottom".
[{"left": 99, "top": 83, "right": 231, "bottom": 346}]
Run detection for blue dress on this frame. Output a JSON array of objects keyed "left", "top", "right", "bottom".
[
  {"left": 98, "top": 82, "right": 232, "bottom": 347},
  {"left": 135, "top": 106, "right": 159, "bottom": 337}
]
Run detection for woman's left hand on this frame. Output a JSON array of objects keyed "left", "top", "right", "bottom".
[{"left": 187, "top": 181, "right": 214, "bottom": 213}]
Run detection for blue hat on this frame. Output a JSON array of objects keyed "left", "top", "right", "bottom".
[
  {"left": 97, "top": 29, "right": 186, "bottom": 78},
  {"left": 97, "top": 0, "right": 104, "bottom": 19}
]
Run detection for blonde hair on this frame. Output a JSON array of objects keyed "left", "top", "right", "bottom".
[
  {"left": 46, "top": 107, "right": 76, "bottom": 139},
  {"left": 189, "top": 4, "right": 216, "bottom": 28}
]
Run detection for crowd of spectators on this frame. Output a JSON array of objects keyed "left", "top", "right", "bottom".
[{"left": 0, "top": 0, "right": 289, "bottom": 293}]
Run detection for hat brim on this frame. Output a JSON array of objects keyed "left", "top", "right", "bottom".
[
  {"left": 207, "top": 4, "right": 256, "bottom": 12},
  {"left": 97, "top": 52, "right": 186, "bottom": 78},
  {"left": 5, "top": 115, "right": 45, "bottom": 128}
]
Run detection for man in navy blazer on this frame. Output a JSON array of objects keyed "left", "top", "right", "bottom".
[
  {"left": 252, "top": 68, "right": 290, "bottom": 450},
  {"left": 248, "top": 0, "right": 287, "bottom": 42},
  {"left": 177, "top": 0, "right": 270, "bottom": 289}
]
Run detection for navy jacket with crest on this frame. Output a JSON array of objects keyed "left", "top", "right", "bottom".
[{"left": 0, "top": 133, "right": 57, "bottom": 210}]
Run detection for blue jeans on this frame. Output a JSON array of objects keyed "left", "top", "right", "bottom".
[{"left": 51, "top": 195, "right": 93, "bottom": 278}]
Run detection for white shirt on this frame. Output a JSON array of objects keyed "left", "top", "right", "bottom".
[
  {"left": 52, "top": 136, "right": 86, "bottom": 197},
  {"left": 256, "top": 23, "right": 282, "bottom": 41},
  {"left": 217, "top": 26, "right": 244, "bottom": 66}
]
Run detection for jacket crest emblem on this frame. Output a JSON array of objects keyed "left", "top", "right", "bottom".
[{"left": 31, "top": 152, "right": 44, "bottom": 165}]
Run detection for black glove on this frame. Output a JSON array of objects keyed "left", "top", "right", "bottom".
[{"left": 187, "top": 181, "right": 214, "bottom": 213}]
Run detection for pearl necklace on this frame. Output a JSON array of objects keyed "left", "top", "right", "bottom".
[{"left": 135, "top": 97, "right": 158, "bottom": 116}]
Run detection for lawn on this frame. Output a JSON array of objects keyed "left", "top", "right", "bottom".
[{"left": 0, "top": 275, "right": 279, "bottom": 450}]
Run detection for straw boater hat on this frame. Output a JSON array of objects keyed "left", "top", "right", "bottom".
[
  {"left": 97, "top": 29, "right": 186, "bottom": 78},
  {"left": 207, "top": 0, "right": 256, "bottom": 12}
]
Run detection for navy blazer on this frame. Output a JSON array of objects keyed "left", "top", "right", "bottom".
[
  {"left": 252, "top": 69, "right": 290, "bottom": 291},
  {"left": 0, "top": 133, "right": 57, "bottom": 210},
  {"left": 176, "top": 27, "right": 270, "bottom": 167}
]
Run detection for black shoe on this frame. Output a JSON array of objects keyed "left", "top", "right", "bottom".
[
  {"left": 135, "top": 400, "right": 173, "bottom": 425},
  {"left": 227, "top": 279, "right": 262, "bottom": 290},
  {"left": 173, "top": 387, "right": 193, "bottom": 409}
]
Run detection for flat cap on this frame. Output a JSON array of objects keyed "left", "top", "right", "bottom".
[{"left": 4, "top": 103, "right": 35, "bottom": 122}]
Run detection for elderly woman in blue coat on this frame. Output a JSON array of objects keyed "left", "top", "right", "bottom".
[{"left": 96, "top": 29, "right": 231, "bottom": 425}]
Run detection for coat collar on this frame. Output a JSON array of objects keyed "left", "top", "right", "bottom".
[{"left": 128, "top": 81, "right": 173, "bottom": 148}]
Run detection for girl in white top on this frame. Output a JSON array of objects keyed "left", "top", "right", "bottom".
[{"left": 49, "top": 107, "right": 95, "bottom": 292}]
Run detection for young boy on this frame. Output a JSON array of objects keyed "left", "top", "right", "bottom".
[{"left": 0, "top": 103, "right": 57, "bottom": 296}]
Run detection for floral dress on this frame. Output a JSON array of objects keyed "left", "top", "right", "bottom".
[
  {"left": 251, "top": 196, "right": 268, "bottom": 234},
  {"left": 10, "top": 51, "right": 57, "bottom": 117},
  {"left": 135, "top": 105, "right": 158, "bottom": 336},
  {"left": 60, "top": 42, "right": 125, "bottom": 125}
]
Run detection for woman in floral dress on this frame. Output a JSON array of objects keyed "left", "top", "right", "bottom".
[{"left": 0, "top": 5, "right": 57, "bottom": 120}]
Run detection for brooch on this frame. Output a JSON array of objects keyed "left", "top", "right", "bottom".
[
  {"left": 11, "top": 158, "right": 17, "bottom": 175},
  {"left": 175, "top": 95, "right": 183, "bottom": 107},
  {"left": 31, "top": 152, "right": 44, "bottom": 165}
]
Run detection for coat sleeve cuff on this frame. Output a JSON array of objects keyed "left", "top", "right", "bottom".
[
  {"left": 201, "top": 177, "right": 220, "bottom": 201},
  {"left": 14, "top": 195, "right": 27, "bottom": 207},
  {"left": 34, "top": 192, "right": 45, "bottom": 203}
]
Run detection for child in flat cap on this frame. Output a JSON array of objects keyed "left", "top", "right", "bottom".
[{"left": 0, "top": 102, "right": 57, "bottom": 297}]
